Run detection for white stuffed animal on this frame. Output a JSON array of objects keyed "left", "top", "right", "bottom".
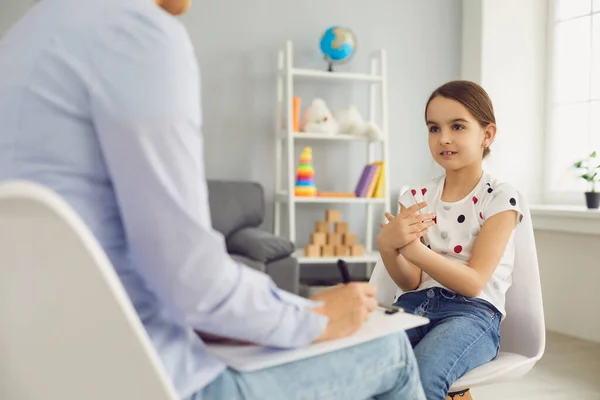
[
  {"left": 334, "top": 105, "right": 383, "bottom": 141},
  {"left": 300, "top": 98, "right": 338, "bottom": 134}
]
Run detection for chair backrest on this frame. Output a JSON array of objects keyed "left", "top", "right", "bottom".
[
  {"left": 370, "top": 192, "right": 545, "bottom": 361},
  {"left": 0, "top": 181, "right": 178, "bottom": 400},
  {"left": 500, "top": 193, "right": 545, "bottom": 359}
]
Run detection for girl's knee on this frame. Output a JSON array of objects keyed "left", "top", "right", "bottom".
[
  {"left": 414, "top": 353, "right": 452, "bottom": 399},
  {"left": 417, "top": 365, "right": 450, "bottom": 400}
]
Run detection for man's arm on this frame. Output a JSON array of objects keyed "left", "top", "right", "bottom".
[{"left": 89, "top": 8, "right": 326, "bottom": 347}]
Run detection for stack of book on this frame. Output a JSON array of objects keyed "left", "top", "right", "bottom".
[{"left": 354, "top": 161, "right": 385, "bottom": 198}]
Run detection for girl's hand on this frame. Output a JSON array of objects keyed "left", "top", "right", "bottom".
[{"left": 376, "top": 202, "right": 435, "bottom": 252}]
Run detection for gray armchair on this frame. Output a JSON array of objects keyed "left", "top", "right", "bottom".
[{"left": 206, "top": 180, "right": 300, "bottom": 294}]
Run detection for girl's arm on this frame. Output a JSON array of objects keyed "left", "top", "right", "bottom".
[
  {"left": 379, "top": 247, "right": 422, "bottom": 292},
  {"left": 377, "top": 204, "right": 424, "bottom": 291},
  {"left": 400, "top": 210, "right": 518, "bottom": 298}
]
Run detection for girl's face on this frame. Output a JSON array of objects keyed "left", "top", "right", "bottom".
[{"left": 426, "top": 96, "right": 495, "bottom": 172}]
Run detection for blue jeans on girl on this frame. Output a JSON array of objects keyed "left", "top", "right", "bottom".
[{"left": 394, "top": 287, "right": 501, "bottom": 400}]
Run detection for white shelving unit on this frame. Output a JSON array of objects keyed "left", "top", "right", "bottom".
[{"left": 274, "top": 40, "right": 391, "bottom": 265}]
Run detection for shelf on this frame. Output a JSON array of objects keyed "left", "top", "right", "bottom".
[
  {"left": 530, "top": 205, "right": 600, "bottom": 235},
  {"left": 293, "top": 249, "right": 379, "bottom": 264},
  {"left": 277, "top": 192, "right": 386, "bottom": 204},
  {"left": 274, "top": 41, "right": 390, "bottom": 249},
  {"left": 282, "top": 68, "right": 383, "bottom": 83},
  {"left": 279, "top": 131, "right": 383, "bottom": 142}
]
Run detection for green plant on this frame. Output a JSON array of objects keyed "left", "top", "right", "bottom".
[{"left": 573, "top": 151, "right": 600, "bottom": 192}]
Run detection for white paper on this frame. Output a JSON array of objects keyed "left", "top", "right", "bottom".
[{"left": 205, "top": 308, "right": 429, "bottom": 372}]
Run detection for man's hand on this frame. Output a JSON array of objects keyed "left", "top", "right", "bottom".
[
  {"left": 376, "top": 202, "right": 435, "bottom": 252},
  {"left": 310, "top": 283, "right": 378, "bottom": 342}
]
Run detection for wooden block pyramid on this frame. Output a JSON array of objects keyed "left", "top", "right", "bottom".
[
  {"left": 294, "top": 147, "right": 317, "bottom": 197},
  {"left": 304, "top": 209, "right": 364, "bottom": 258}
]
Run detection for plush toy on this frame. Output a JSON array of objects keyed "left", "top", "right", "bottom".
[
  {"left": 300, "top": 98, "right": 338, "bottom": 134},
  {"left": 300, "top": 98, "right": 383, "bottom": 140},
  {"left": 334, "top": 105, "right": 383, "bottom": 141}
]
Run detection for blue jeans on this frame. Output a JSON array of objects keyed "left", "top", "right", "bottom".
[
  {"left": 191, "top": 332, "right": 425, "bottom": 400},
  {"left": 394, "top": 287, "right": 501, "bottom": 400}
]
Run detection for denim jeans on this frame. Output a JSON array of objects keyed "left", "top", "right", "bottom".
[
  {"left": 394, "top": 287, "right": 501, "bottom": 400},
  {"left": 191, "top": 332, "right": 426, "bottom": 400}
]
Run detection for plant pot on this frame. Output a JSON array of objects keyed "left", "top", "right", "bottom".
[{"left": 585, "top": 192, "right": 600, "bottom": 209}]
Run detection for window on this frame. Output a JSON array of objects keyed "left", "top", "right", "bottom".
[{"left": 546, "top": 0, "right": 600, "bottom": 202}]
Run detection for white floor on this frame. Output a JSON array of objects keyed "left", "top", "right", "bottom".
[{"left": 471, "top": 331, "right": 600, "bottom": 399}]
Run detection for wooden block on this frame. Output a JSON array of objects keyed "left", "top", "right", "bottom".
[
  {"left": 311, "top": 232, "right": 327, "bottom": 245},
  {"left": 321, "top": 245, "right": 334, "bottom": 257},
  {"left": 349, "top": 244, "right": 364, "bottom": 257},
  {"left": 334, "top": 245, "right": 348, "bottom": 257},
  {"left": 304, "top": 244, "right": 320, "bottom": 258},
  {"left": 342, "top": 233, "right": 357, "bottom": 246},
  {"left": 327, "top": 233, "right": 341, "bottom": 246},
  {"left": 334, "top": 222, "right": 348, "bottom": 234},
  {"left": 315, "top": 221, "right": 330, "bottom": 234},
  {"left": 325, "top": 209, "right": 341, "bottom": 222}
]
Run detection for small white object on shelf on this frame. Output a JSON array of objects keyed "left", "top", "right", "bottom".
[
  {"left": 273, "top": 40, "right": 391, "bottom": 265},
  {"left": 279, "top": 131, "right": 384, "bottom": 142}
]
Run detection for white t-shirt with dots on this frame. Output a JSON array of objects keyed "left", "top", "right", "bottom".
[{"left": 398, "top": 171, "right": 523, "bottom": 316}]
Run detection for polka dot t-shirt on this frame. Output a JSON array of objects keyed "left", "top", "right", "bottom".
[{"left": 398, "top": 171, "right": 523, "bottom": 316}]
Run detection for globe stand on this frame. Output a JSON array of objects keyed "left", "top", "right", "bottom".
[{"left": 327, "top": 61, "right": 334, "bottom": 72}]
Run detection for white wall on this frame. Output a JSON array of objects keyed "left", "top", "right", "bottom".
[
  {"left": 536, "top": 231, "right": 600, "bottom": 343},
  {"left": 463, "top": 0, "right": 600, "bottom": 343},
  {"left": 462, "top": 0, "right": 547, "bottom": 203},
  {"left": 180, "top": 0, "right": 462, "bottom": 244}
]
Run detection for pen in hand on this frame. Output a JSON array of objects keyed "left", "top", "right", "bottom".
[{"left": 336, "top": 259, "right": 403, "bottom": 314}]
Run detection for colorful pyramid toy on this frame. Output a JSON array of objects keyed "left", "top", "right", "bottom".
[{"left": 295, "top": 147, "right": 317, "bottom": 196}]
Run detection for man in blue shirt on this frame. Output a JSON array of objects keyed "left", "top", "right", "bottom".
[{"left": 0, "top": 0, "right": 425, "bottom": 398}]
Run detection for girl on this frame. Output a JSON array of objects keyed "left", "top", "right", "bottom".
[{"left": 376, "top": 80, "right": 523, "bottom": 400}]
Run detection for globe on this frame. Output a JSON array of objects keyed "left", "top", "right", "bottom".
[{"left": 319, "top": 26, "right": 356, "bottom": 71}]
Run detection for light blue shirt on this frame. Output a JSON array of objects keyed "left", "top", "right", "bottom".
[{"left": 0, "top": 0, "right": 327, "bottom": 397}]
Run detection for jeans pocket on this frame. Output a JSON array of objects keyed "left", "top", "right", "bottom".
[
  {"left": 439, "top": 288, "right": 456, "bottom": 300},
  {"left": 461, "top": 296, "right": 496, "bottom": 320}
]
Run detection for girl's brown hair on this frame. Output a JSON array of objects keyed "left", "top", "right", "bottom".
[{"left": 425, "top": 80, "right": 496, "bottom": 157}]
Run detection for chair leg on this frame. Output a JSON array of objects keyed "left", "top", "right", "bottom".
[{"left": 446, "top": 389, "right": 472, "bottom": 400}]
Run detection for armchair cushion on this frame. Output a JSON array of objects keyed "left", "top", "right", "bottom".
[
  {"left": 206, "top": 180, "right": 265, "bottom": 237},
  {"left": 226, "top": 227, "right": 294, "bottom": 263}
]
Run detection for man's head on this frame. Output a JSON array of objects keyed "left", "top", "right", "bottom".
[{"left": 155, "top": 0, "right": 191, "bottom": 15}]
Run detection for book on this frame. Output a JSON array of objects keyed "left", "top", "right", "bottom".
[
  {"left": 365, "top": 163, "right": 382, "bottom": 198},
  {"left": 354, "top": 165, "right": 373, "bottom": 197},
  {"left": 372, "top": 161, "right": 385, "bottom": 198}
]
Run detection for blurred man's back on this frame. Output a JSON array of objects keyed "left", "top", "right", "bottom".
[{"left": 0, "top": 1, "right": 219, "bottom": 397}]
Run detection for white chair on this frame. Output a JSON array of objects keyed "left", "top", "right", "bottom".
[
  {"left": 370, "top": 193, "right": 546, "bottom": 395},
  {"left": 0, "top": 180, "right": 178, "bottom": 400}
]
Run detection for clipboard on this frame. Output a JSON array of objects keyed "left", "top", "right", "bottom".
[{"left": 205, "top": 308, "right": 429, "bottom": 372}]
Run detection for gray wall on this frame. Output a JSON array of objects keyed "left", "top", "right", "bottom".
[{"left": 180, "top": 0, "right": 462, "bottom": 244}]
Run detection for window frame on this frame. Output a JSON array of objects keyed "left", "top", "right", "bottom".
[{"left": 543, "top": 0, "right": 600, "bottom": 205}]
